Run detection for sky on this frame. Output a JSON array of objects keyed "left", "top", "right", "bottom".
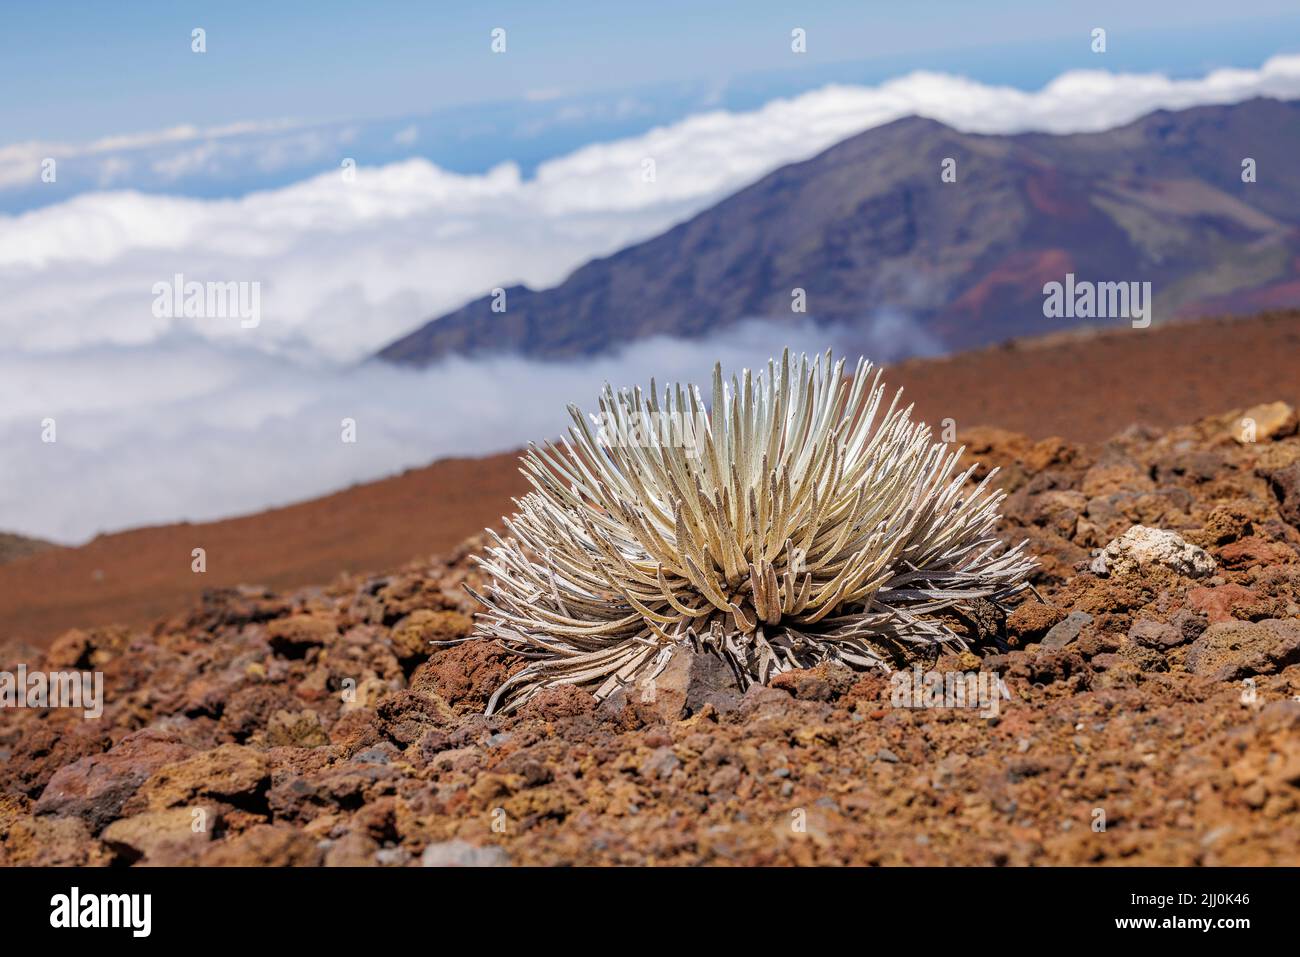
[
  {"left": 4, "top": 1, "right": 1299, "bottom": 141},
  {"left": 2, "top": 3, "right": 1300, "bottom": 544},
  {"left": 3, "top": 1, "right": 1300, "bottom": 211}
]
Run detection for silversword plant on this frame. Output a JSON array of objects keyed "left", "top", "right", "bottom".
[{"left": 471, "top": 350, "right": 1035, "bottom": 714}]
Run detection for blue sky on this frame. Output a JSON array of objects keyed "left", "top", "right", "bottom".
[
  {"left": 1, "top": 0, "right": 1297, "bottom": 215},
  {"left": 4, "top": 0, "right": 1299, "bottom": 141},
  {"left": 1, "top": 1, "right": 1298, "bottom": 214}
]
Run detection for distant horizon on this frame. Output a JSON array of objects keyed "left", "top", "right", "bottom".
[
  {"left": 3, "top": 7, "right": 1299, "bottom": 212},
  {"left": 4, "top": 6, "right": 1300, "bottom": 543}
]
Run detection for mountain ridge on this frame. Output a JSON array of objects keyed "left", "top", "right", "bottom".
[{"left": 377, "top": 97, "right": 1300, "bottom": 365}]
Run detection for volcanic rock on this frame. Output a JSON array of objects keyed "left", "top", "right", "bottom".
[{"left": 1090, "top": 525, "right": 1216, "bottom": 578}]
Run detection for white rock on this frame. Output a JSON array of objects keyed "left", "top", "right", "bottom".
[
  {"left": 1090, "top": 525, "right": 1215, "bottom": 578},
  {"left": 420, "top": 839, "right": 509, "bottom": 867}
]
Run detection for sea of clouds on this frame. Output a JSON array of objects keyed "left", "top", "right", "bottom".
[{"left": 4, "top": 56, "right": 1300, "bottom": 543}]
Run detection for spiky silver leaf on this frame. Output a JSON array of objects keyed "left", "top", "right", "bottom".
[{"left": 470, "top": 350, "right": 1036, "bottom": 714}]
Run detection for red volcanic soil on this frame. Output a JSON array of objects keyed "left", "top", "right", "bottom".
[
  {"left": 2, "top": 309, "right": 1299, "bottom": 646},
  {"left": 0, "top": 453, "right": 529, "bottom": 645},
  {"left": 5, "top": 381, "right": 1300, "bottom": 866},
  {"left": 889, "top": 310, "right": 1300, "bottom": 443}
]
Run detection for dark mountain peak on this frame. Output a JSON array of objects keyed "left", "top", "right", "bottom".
[{"left": 377, "top": 97, "right": 1300, "bottom": 367}]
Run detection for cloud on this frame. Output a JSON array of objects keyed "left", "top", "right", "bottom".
[
  {"left": 514, "top": 95, "right": 653, "bottom": 137},
  {"left": 392, "top": 125, "right": 420, "bottom": 146},
  {"left": 0, "top": 320, "right": 882, "bottom": 544},
  {"left": 2, "top": 56, "right": 1298, "bottom": 363},
  {"left": 0, "top": 119, "right": 307, "bottom": 190},
  {"left": 3, "top": 56, "right": 1300, "bottom": 541}
]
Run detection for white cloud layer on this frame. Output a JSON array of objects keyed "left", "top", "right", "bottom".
[
  {"left": 0, "top": 321, "right": 874, "bottom": 543},
  {"left": 0, "top": 119, "right": 322, "bottom": 190},
  {"left": 3, "top": 56, "right": 1300, "bottom": 542},
  {"left": 5, "top": 55, "right": 1300, "bottom": 362}
]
